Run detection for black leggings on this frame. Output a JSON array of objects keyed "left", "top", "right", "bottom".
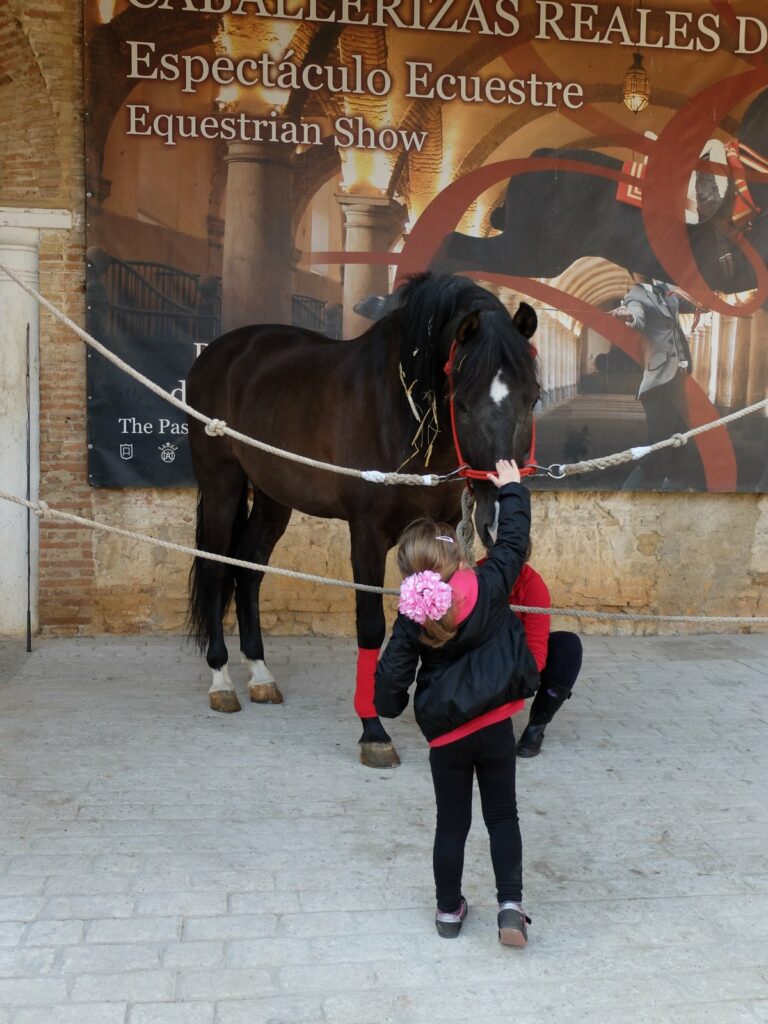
[
  {"left": 530, "top": 630, "right": 582, "bottom": 718},
  {"left": 429, "top": 719, "right": 520, "bottom": 913}
]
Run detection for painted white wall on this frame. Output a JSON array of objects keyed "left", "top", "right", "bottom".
[{"left": 0, "top": 208, "right": 71, "bottom": 636}]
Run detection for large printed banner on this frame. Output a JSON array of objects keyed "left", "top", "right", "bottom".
[{"left": 85, "top": 0, "right": 768, "bottom": 491}]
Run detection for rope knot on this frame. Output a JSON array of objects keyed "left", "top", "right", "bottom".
[
  {"left": 33, "top": 500, "right": 51, "bottom": 519},
  {"left": 670, "top": 432, "right": 688, "bottom": 448},
  {"left": 204, "top": 419, "right": 228, "bottom": 437}
]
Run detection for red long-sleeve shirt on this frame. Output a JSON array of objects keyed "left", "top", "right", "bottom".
[
  {"left": 476, "top": 559, "right": 552, "bottom": 671},
  {"left": 509, "top": 564, "right": 551, "bottom": 671}
]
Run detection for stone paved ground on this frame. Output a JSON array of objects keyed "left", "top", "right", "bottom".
[{"left": 0, "top": 633, "right": 767, "bottom": 1024}]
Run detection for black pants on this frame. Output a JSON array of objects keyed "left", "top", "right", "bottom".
[
  {"left": 529, "top": 630, "right": 582, "bottom": 721},
  {"left": 429, "top": 719, "right": 520, "bottom": 913},
  {"left": 628, "top": 374, "right": 703, "bottom": 489}
]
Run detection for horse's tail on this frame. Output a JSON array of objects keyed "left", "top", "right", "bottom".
[{"left": 187, "top": 481, "right": 249, "bottom": 652}]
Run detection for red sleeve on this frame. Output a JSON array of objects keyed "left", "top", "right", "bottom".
[{"left": 509, "top": 565, "right": 551, "bottom": 672}]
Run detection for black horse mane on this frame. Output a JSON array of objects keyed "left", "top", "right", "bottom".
[{"left": 388, "top": 272, "right": 537, "bottom": 415}]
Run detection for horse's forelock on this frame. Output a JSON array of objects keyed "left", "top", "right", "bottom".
[
  {"left": 393, "top": 274, "right": 487, "bottom": 403},
  {"left": 394, "top": 273, "right": 503, "bottom": 350},
  {"left": 453, "top": 309, "right": 538, "bottom": 402},
  {"left": 391, "top": 274, "right": 537, "bottom": 408}
]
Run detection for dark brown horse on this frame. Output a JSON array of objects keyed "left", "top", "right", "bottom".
[{"left": 186, "top": 273, "right": 539, "bottom": 768}]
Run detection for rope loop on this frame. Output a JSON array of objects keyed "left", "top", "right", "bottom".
[
  {"left": 456, "top": 487, "right": 477, "bottom": 564},
  {"left": 204, "top": 419, "right": 228, "bottom": 437},
  {"left": 32, "top": 500, "right": 51, "bottom": 519}
]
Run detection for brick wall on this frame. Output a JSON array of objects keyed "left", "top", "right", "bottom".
[{"left": 1, "top": 0, "right": 766, "bottom": 641}]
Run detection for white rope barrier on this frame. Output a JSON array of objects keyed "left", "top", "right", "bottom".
[
  {"left": 2, "top": 488, "right": 767, "bottom": 624},
  {"left": 2, "top": 262, "right": 766, "bottom": 626},
  {"left": 3, "top": 257, "right": 767, "bottom": 484},
  {"left": 0, "top": 487, "right": 388, "bottom": 595},
  {"left": 559, "top": 397, "right": 768, "bottom": 477},
  {"left": 0, "top": 261, "right": 448, "bottom": 488}
]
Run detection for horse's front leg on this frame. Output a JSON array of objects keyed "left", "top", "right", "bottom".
[{"left": 350, "top": 523, "right": 401, "bottom": 769}]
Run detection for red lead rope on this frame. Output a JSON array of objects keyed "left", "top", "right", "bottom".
[{"left": 443, "top": 339, "right": 538, "bottom": 483}]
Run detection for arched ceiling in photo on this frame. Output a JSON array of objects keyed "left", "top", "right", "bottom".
[{"left": 89, "top": 1, "right": 764, "bottom": 236}]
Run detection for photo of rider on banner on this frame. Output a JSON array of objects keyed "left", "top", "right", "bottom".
[{"left": 85, "top": 0, "right": 768, "bottom": 493}]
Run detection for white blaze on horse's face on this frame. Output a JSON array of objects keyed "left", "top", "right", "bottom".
[{"left": 489, "top": 371, "right": 510, "bottom": 406}]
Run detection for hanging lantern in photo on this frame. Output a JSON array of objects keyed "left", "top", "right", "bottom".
[{"left": 623, "top": 52, "right": 650, "bottom": 113}]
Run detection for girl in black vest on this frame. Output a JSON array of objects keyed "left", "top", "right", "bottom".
[{"left": 375, "top": 460, "right": 538, "bottom": 946}]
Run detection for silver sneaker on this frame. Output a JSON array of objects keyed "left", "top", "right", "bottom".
[
  {"left": 435, "top": 896, "right": 468, "bottom": 938},
  {"left": 497, "top": 902, "right": 530, "bottom": 947}
]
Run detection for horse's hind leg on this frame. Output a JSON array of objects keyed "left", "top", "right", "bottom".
[
  {"left": 350, "top": 521, "right": 400, "bottom": 770},
  {"left": 233, "top": 489, "right": 292, "bottom": 704},
  {"left": 190, "top": 463, "right": 249, "bottom": 713}
]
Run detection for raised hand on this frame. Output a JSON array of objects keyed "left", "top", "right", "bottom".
[
  {"left": 611, "top": 304, "right": 633, "bottom": 324},
  {"left": 488, "top": 459, "right": 521, "bottom": 488}
]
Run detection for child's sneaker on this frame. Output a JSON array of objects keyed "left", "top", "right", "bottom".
[
  {"left": 497, "top": 902, "right": 530, "bottom": 946},
  {"left": 435, "top": 896, "right": 468, "bottom": 938}
]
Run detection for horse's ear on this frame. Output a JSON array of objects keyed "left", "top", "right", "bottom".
[
  {"left": 455, "top": 311, "right": 481, "bottom": 345},
  {"left": 513, "top": 302, "right": 537, "bottom": 339}
]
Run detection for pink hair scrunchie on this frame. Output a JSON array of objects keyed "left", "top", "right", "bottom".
[{"left": 398, "top": 570, "right": 453, "bottom": 625}]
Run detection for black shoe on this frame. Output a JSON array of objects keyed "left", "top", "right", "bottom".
[
  {"left": 497, "top": 903, "right": 530, "bottom": 947},
  {"left": 435, "top": 896, "right": 468, "bottom": 938},
  {"left": 516, "top": 720, "right": 547, "bottom": 758}
]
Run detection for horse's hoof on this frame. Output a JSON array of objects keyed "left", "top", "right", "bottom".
[
  {"left": 359, "top": 742, "right": 401, "bottom": 769},
  {"left": 249, "top": 682, "right": 283, "bottom": 704},
  {"left": 209, "top": 690, "right": 241, "bottom": 713}
]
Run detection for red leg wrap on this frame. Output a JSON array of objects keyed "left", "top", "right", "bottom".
[{"left": 354, "top": 647, "right": 381, "bottom": 719}]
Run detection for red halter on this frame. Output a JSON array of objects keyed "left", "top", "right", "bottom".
[{"left": 443, "top": 339, "right": 538, "bottom": 483}]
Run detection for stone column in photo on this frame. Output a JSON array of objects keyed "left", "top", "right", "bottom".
[
  {"left": 544, "top": 322, "right": 555, "bottom": 407},
  {"left": 335, "top": 195, "right": 406, "bottom": 338},
  {"left": 730, "top": 315, "right": 752, "bottom": 411},
  {"left": 556, "top": 324, "right": 566, "bottom": 403},
  {"left": 539, "top": 321, "right": 551, "bottom": 407},
  {"left": 559, "top": 325, "right": 569, "bottom": 403},
  {"left": 715, "top": 315, "right": 738, "bottom": 408},
  {"left": 568, "top": 332, "right": 577, "bottom": 398},
  {"left": 707, "top": 313, "right": 721, "bottom": 402},
  {"left": 565, "top": 329, "right": 574, "bottom": 399},
  {"left": 690, "top": 322, "right": 709, "bottom": 387},
  {"left": 0, "top": 208, "right": 71, "bottom": 635},
  {"left": 746, "top": 310, "right": 768, "bottom": 416},
  {"left": 543, "top": 322, "right": 554, "bottom": 406},
  {"left": 221, "top": 141, "right": 293, "bottom": 332},
  {"left": 579, "top": 326, "right": 591, "bottom": 380}
]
